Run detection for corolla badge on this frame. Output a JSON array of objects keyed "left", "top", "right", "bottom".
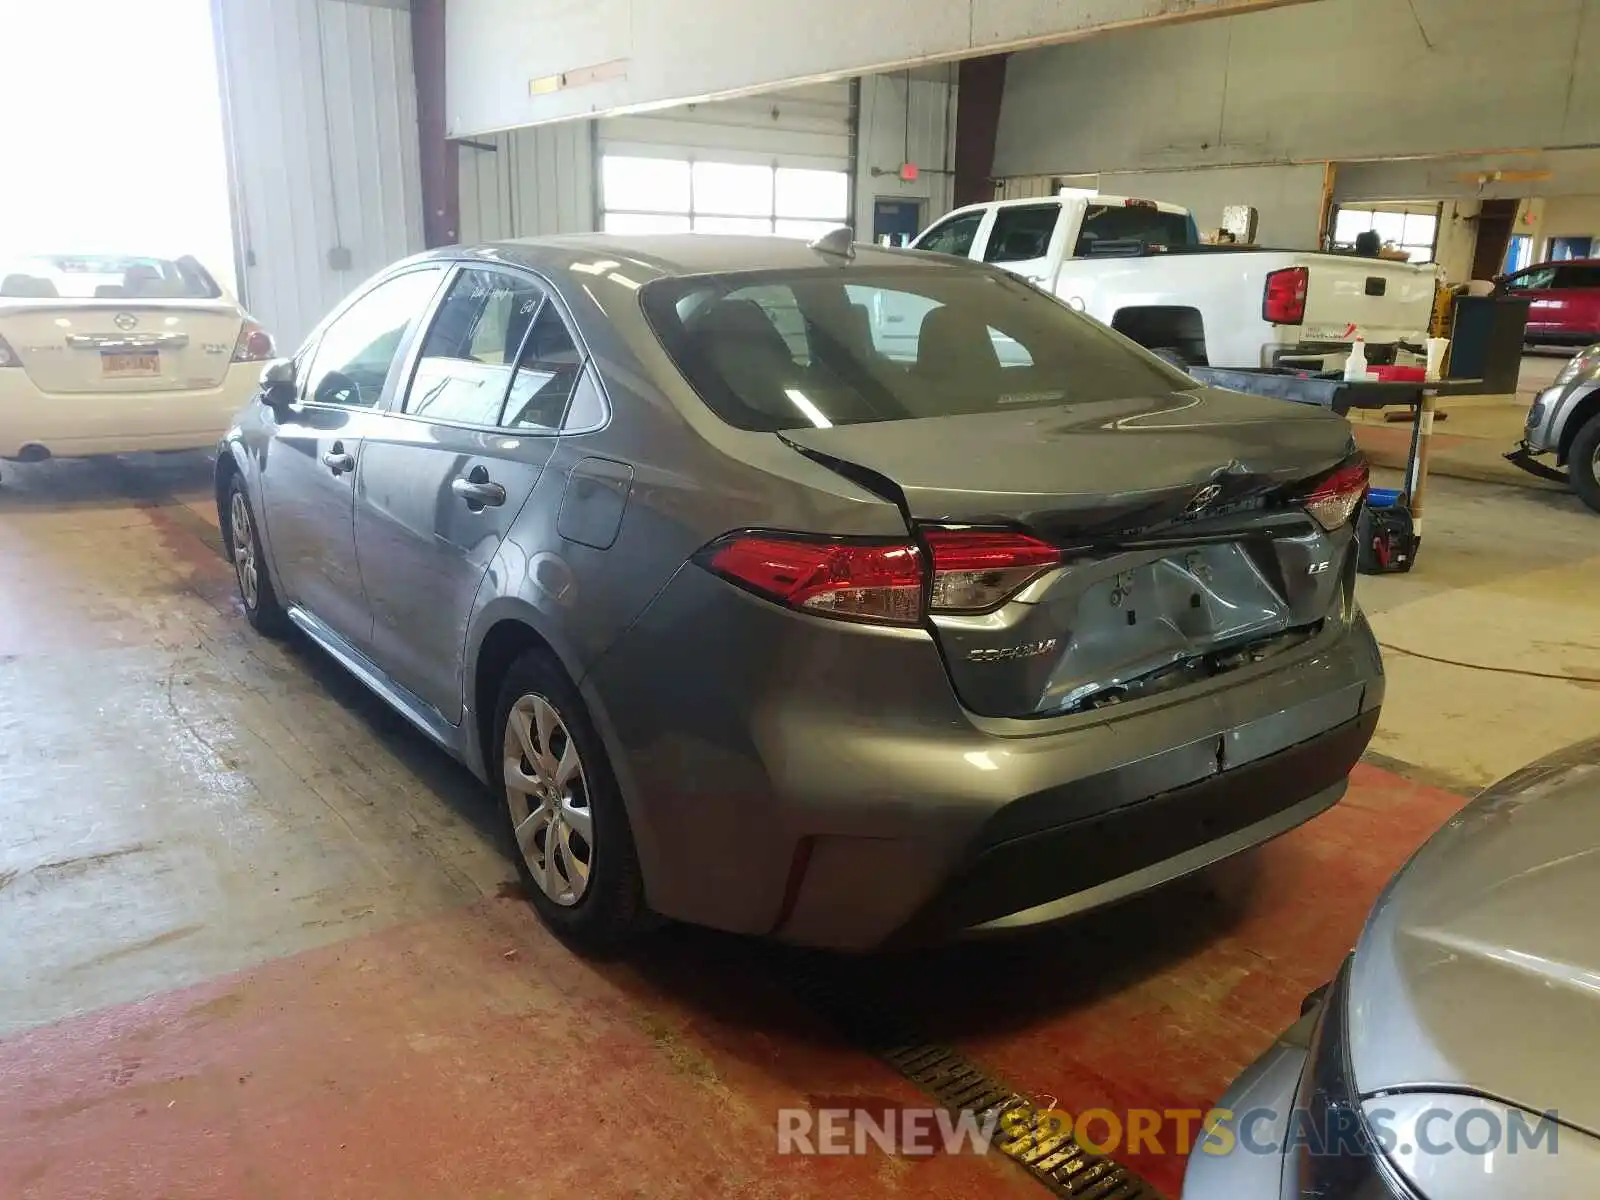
[
  {"left": 967, "top": 638, "right": 1058, "bottom": 664},
  {"left": 113, "top": 312, "right": 139, "bottom": 331},
  {"left": 1183, "top": 483, "right": 1223, "bottom": 517}
]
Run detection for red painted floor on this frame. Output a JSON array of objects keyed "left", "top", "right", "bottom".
[{"left": 0, "top": 765, "right": 1465, "bottom": 1200}]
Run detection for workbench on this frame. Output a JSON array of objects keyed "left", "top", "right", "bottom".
[{"left": 1187, "top": 367, "right": 1486, "bottom": 557}]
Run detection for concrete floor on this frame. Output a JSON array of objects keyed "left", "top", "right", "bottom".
[{"left": 1, "top": 451, "right": 1597, "bottom": 1197}]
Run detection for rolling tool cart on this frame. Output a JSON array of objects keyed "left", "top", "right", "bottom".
[{"left": 1186, "top": 367, "right": 1485, "bottom": 572}]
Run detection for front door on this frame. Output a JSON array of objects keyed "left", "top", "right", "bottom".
[
  {"left": 1501, "top": 265, "right": 1561, "bottom": 338},
  {"left": 356, "top": 266, "right": 583, "bottom": 720},
  {"left": 259, "top": 266, "right": 446, "bottom": 648}
]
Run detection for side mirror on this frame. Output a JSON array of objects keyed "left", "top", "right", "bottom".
[{"left": 259, "top": 357, "right": 297, "bottom": 408}]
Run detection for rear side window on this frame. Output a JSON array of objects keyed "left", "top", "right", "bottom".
[
  {"left": 1075, "top": 204, "right": 1194, "bottom": 255},
  {"left": 405, "top": 267, "right": 546, "bottom": 426},
  {"left": 500, "top": 302, "right": 584, "bottom": 432},
  {"left": 641, "top": 265, "right": 1191, "bottom": 432},
  {"left": 983, "top": 205, "right": 1059, "bottom": 264},
  {"left": 1555, "top": 265, "right": 1600, "bottom": 289}
]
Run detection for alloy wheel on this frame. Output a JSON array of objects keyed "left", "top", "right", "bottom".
[
  {"left": 503, "top": 693, "right": 594, "bottom": 906},
  {"left": 230, "top": 491, "right": 259, "bottom": 611}
]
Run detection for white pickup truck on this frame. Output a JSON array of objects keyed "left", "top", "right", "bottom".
[{"left": 904, "top": 194, "right": 1439, "bottom": 371}]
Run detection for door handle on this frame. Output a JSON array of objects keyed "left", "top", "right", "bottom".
[
  {"left": 322, "top": 444, "right": 355, "bottom": 475},
  {"left": 452, "top": 474, "right": 506, "bottom": 509}
]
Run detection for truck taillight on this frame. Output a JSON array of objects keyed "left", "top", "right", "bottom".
[
  {"left": 1304, "top": 459, "right": 1370, "bottom": 531},
  {"left": 0, "top": 333, "right": 19, "bottom": 368},
  {"left": 700, "top": 528, "right": 1065, "bottom": 626},
  {"left": 233, "top": 321, "right": 275, "bottom": 363},
  {"left": 1263, "top": 266, "right": 1309, "bottom": 325}
]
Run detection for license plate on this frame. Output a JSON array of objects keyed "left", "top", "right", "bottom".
[{"left": 102, "top": 350, "right": 160, "bottom": 377}]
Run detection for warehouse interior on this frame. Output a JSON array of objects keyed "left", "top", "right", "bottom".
[{"left": 3, "top": 0, "right": 1600, "bottom": 1196}]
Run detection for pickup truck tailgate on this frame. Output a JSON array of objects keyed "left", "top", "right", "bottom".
[{"left": 1298, "top": 255, "right": 1435, "bottom": 346}]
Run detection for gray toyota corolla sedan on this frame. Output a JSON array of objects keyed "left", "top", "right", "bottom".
[
  {"left": 1183, "top": 741, "right": 1600, "bottom": 1198},
  {"left": 215, "top": 233, "right": 1384, "bottom": 952}
]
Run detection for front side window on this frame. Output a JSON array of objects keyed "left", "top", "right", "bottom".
[
  {"left": 1505, "top": 267, "right": 1559, "bottom": 292},
  {"left": 642, "top": 265, "right": 1191, "bottom": 433},
  {"left": 304, "top": 268, "right": 445, "bottom": 408},
  {"left": 405, "top": 267, "right": 546, "bottom": 426},
  {"left": 984, "top": 205, "right": 1059, "bottom": 264},
  {"left": 916, "top": 212, "right": 983, "bottom": 258}
]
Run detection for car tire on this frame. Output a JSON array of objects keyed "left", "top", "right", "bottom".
[
  {"left": 1151, "top": 346, "right": 1191, "bottom": 370},
  {"left": 494, "top": 649, "right": 646, "bottom": 955},
  {"left": 1569, "top": 413, "right": 1600, "bottom": 514},
  {"left": 226, "top": 477, "right": 289, "bottom": 636}
]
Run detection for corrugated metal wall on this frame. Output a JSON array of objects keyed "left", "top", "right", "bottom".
[
  {"left": 214, "top": 0, "right": 425, "bottom": 349},
  {"left": 599, "top": 83, "right": 855, "bottom": 170},
  {"left": 458, "top": 122, "right": 596, "bottom": 242},
  {"left": 853, "top": 71, "right": 957, "bottom": 237}
]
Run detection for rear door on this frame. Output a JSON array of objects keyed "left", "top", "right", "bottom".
[
  {"left": 977, "top": 202, "right": 1063, "bottom": 286},
  {"left": 1501, "top": 265, "right": 1562, "bottom": 337},
  {"left": 355, "top": 265, "right": 578, "bottom": 721},
  {"left": 1546, "top": 264, "right": 1600, "bottom": 338},
  {"left": 259, "top": 266, "right": 447, "bottom": 649}
]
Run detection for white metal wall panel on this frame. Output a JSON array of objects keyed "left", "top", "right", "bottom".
[
  {"left": 853, "top": 72, "right": 957, "bottom": 236},
  {"left": 459, "top": 122, "right": 597, "bottom": 242},
  {"left": 214, "top": 0, "right": 425, "bottom": 349},
  {"left": 599, "top": 83, "right": 854, "bottom": 170}
]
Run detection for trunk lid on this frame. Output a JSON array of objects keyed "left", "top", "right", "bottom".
[
  {"left": 1296, "top": 254, "right": 1436, "bottom": 348},
  {"left": 782, "top": 390, "right": 1356, "bottom": 717},
  {"left": 0, "top": 299, "right": 243, "bottom": 393}
]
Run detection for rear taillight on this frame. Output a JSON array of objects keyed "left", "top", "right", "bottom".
[
  {"left": 702, "top": 528, "right": 1065, "bottom": 626},
  {"left": 1263, "top": 266, "right": 1309, "bottom": 325},
  {"left": 705, "top": 535, "right": 924, "bottom": 625},
  {"left": 0, "top": 333, "right": 20, "bottom": 368},
  {"left": 924, "top": 529, "right": 1061, "bottom": 613},
  {"left": 232, "top": 320, "right": 275, "bottom": 362},
  {"left": 1304, "top": 459, "right": 1370, "bottom": 531}
]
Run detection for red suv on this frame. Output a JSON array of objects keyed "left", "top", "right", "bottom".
[{"left": 1500, "top": 259, "right": 1600, "bottom": 346}]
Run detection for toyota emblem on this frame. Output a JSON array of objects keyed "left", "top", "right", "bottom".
[
  {"left": 1183, "top": 483, "right": 1223, "bottom": 517},
  {"left": 113, "top": 312, "right": 139, "bottom": 331}
]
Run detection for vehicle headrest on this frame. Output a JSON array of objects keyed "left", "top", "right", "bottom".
[
  {"left": 914, "top": 305, "right": 1000, "bottom": 382},
  {"left": 1, "top": 274, "right": 59, "bottom": 298}
]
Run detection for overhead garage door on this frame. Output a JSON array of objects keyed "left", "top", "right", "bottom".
[{"left": 597, "top": 83, "right": 854, "bottom": 239}]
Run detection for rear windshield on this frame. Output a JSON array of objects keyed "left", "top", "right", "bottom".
[
  {"left": 640, "top": 265, "right": 1193, "bottom": 432},
  {"left": 0, "top": 254, "right": 222, "bottom": 300},
  {"left": 1074, "top": 204, "right": 1194, "bottom": 255}
]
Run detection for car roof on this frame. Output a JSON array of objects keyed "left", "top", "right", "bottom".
[
  {"left": 1523, "top": 258, "right": 1600, "bottom": 270},
  {"left": 415, "top": 234, "right": 944, "bottom": 283}
]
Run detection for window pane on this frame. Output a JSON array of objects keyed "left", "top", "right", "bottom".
[
  {"left": 602, "top": 156, "right": 690, "bottom": 213},
  {"left": 1074, "top": 204, "right": 1193, "bottom": 254},
  {"left": 561, "top": 364, "right": 608, "bottom": 432},
  {"left": 305, "top": 268, "right": 443, "bottom": 408},
  {"left": 405, "top": 267, "right": 544, "bottom": 425},
  {"left": 503, "top": 301, "right": 582, "bottom": 432},
  {"left": 1370, "top": 211, "right": 1406, "bottom": 244},
  {"left": 1402, "top": 213, "right": 1438, "bottom": 247},
  {"left": 775, "top": 219, "right": 842, "bottom": 241},
  {"left": 775, "top": 168, "right": 848, "bottom": 218},
  {"left": 692, "top": 161, "right": 773, "bottom": 216},
  {"left": 985, "top": 205, "right": 1058, "bottom": 263},
  {"left": 603, "top": 211, "right": 691, "bottom": 234},
  {"left": 692, "top": 215, "right": 772, "bottom": 235},
  {"left": 1334, "top": 210, "right": 1373, "bottom": 243}
]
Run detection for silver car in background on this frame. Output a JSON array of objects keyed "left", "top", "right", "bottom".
[
  {"left": 216, "top": 234, "right": 1383, "bottom": 953},
  {"left": 1509, "top": 342, "right": 1600, "bottom": 512},
  {"left": 1184, "top": 740, "right": 1600, "bottom": 1198}
]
